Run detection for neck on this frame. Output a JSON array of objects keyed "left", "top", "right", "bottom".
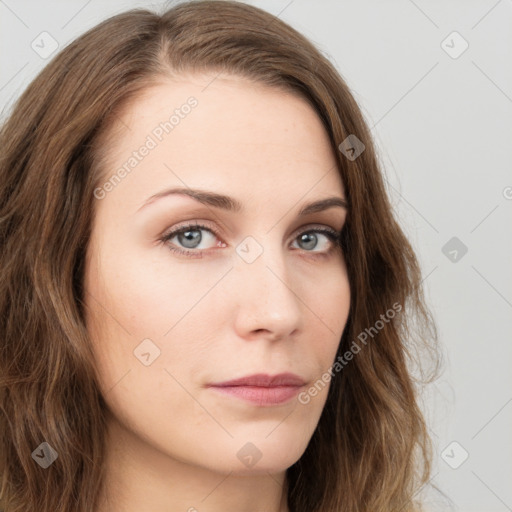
[{"left": 95, "top": 413, "right": 290, "bottom": 512}]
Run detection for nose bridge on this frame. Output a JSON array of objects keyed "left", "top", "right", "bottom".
[{"left": 232, "top": 234, "right": 302, "bottom": 338}]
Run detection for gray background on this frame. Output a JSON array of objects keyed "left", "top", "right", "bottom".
[{"left": 1, "top": 1, "right": 511, "bottom": 510}]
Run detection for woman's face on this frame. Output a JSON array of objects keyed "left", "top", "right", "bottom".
[{"left": 84, "top": 73, "right": 350, "bottom": 475}]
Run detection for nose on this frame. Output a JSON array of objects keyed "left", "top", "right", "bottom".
[{"left": 231, "top": 239, "right": 303, "bottom": 342}]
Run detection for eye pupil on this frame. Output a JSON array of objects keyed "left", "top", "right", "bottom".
[
  {"left": 299, "top": 232, "right": 317, "bottom": 251},
  {"left": 165, "top": 225, "right": 335, "bottom": 256},
  {"left": 179, "top": 229, "right": 201, "bottom": 248}
]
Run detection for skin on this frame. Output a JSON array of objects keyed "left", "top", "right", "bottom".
[{"left": 84, "top": 72, "right": 351, "bottom": 512}]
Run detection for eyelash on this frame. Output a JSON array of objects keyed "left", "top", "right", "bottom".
[{"left": 159, "top": 222, "right": 342, "bottom": 260}]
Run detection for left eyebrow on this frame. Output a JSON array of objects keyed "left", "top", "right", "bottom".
[{"left": 136, "top": 187, "right": 348, "bottom": 215}]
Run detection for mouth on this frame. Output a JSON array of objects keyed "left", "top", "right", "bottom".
[{"left": 206, "top": 373, "right": 306, "bottom": 406}]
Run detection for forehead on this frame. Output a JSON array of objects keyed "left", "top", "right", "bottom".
[{"left": 95, "top": 73, "right": 345, "bottom": 212}]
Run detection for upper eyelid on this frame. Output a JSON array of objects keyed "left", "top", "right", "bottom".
[
  {"left": 163, "top": 221, "right": 339, "bottom": 239},
  {"left": 160, "top": 223, "right": 343, "bottom": 259},
  {"left": 160, "top": 223, "right": 341, "bottom": 257}
]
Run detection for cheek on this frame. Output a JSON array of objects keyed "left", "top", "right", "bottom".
[
  {"left": 83, "top": 246, "right": 218, "bottom": 454},
  {"left": 83, "top": 239, "right": 230, "bottom": 393},
  {"left": 314, "top": 255, "right": 351, "bottom": 340},
  {"left": 103, "top": 242, "right": 233, "bottom": 336},
  {"left": 302, "top": 261, "right": 350, "bottom": 402}
]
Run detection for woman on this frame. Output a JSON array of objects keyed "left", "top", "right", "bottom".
[{"left": 0, "top": 1, "right": 439, "bottom": 511}]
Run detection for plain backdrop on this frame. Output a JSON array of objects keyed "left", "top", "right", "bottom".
[{"left": 1, "top": 1, "right": 511, "bottom": 510}]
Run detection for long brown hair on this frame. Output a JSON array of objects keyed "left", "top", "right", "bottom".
[{"left": 0, "top": 1, "right": 439, "bottom": 510}]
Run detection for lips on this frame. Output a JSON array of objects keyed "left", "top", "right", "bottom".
[
  {"left": 207, "top": 373, "right": 306, "bottom": 406},
  {"left": 210, "top": 372, "right": 306, "bottom": 388}
]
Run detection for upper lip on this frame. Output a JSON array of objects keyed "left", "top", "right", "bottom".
[{"left": 209, "top": 373, "right": 306, "bottom": 388}]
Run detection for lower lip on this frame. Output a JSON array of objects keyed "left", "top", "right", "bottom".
[{"left": 209, "top": 385, "right": 302, "bottom": 405}]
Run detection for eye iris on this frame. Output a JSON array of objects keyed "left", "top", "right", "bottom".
[
  {"left": 179, "top": 229, "right": 202, "bottom": 249},
  {"left": 299, "top": 232, "right": 317, "bottom": 250},
  {"left": 170, "top": 227, "right": 329, "bottom": 253}
]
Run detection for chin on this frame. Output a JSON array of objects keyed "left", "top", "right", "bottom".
[{"left": 223, "top": 433, "right": 309, "bottom": 475}]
